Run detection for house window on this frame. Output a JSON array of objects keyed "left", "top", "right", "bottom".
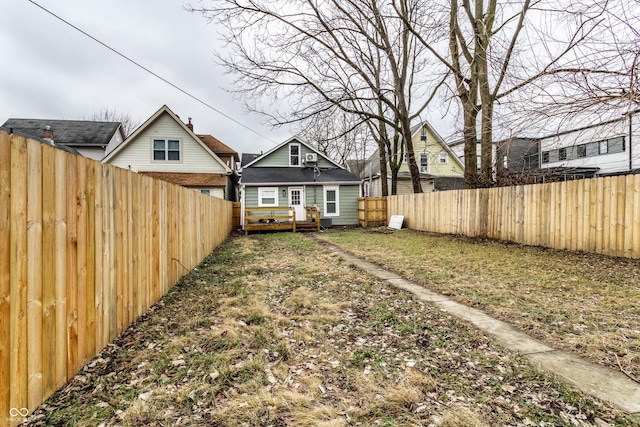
[
  {"left": 438, "top": 152, "right": 448, "bottom": 164},
  {"left": 153, "top": 139, "right": 180, "bottom": 161},
  {"left": 200, "top": 189, "right": 211, "bottom": 195},
  {"left": 419, "top": 152, "right": 430, "bottom": 173},
  {"left": 476, "top": 155, "right": 482, "bottom": 171},
  {"left": 599, "top": 140, "right": 608, "bottom": 155},
  {"left": 324, "top": 186, "right": 339, "bottom": 216},
  {"left": 258, "top": 187, "right": 278, "bottom": 207},
  {"left": 558, "top": 147, "right": 567, "bottom": 161},
  {"left": 503, "top": 155, "right": 508, "bottom": 169},
  {"left": 577, "top": 145, "right": 587, "bottom": 158},
  {"left": 609, "top": 136, "right": 625, "bottom": 154},
  {"left": 542, "top": 151, "right": 550, "bottom": 163},
  {"left": 290, "top": 143, "right": 300, "bottom": 166},
  {"left": 420, "top": 128, "right": 427, "bottom": 141}
]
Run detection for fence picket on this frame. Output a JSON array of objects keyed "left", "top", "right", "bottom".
[
  {"left": 0, "top": 131, "right": 234, "bottom": 426},
  {"left": 386, "top": 174, "right": 640, "bottom": 260},
  {"left": 0, "top": 132, "right": 11, "bottom": 422},
  {"left": 26, "top": 139, "right": 43, "bottom": 410}
]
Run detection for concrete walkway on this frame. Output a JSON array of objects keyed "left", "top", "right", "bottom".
[{"left": 317, "top": 240, "right": 640, "bottom": 416}]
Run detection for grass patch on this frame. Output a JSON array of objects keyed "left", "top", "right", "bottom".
[
  {"left": 317, "top": 228, "right": 640, "bottom": 382},
  {"left": 23, "top": 232, "right": 639, "bottom": 427}
]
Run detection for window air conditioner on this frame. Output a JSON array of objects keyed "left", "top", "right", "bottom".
[{"left": 305, "top": 153, "right": 318, "bottom": 163}]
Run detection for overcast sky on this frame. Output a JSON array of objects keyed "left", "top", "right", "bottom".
[
  {"left": 0, "top": 0, "right": 302, "bottom": 156},
  {"left": 0, "top": 0, "right": 457, "bottom": 157}
]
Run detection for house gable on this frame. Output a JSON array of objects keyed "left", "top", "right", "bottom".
[
  {"left": 404, "top": 123, "right": 464, "bottom": 176},
  {"left": 102, "top": 106, "right": 231, "bottom": 175},
  {"left": 246, "top": 137, "right": 339, "bottom": 169}
]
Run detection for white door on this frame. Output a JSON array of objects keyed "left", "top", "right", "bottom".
[{"left": 288, "top": 187, "right": 305, "bottom": 221}]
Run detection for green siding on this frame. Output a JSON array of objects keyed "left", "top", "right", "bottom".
[
  {"left": 244, "top": 185, "right": 287, "bottom": 207},
  {"left": 245, "top": 184, "right": 359, "bottom": 226},
  {"left": 251, "top": 141, "right": 337, "bottom": 168},
  {"left": 302, "top": 184, "right": 358, "bottom": 226},
  {"left": 333, "top": 185, "right": 359, "bottom": 226},
  {"left": 253, "top": 145, "right": 289, "bottom": 167}
]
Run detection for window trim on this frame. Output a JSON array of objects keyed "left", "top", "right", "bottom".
[
  {"left": 258, "top": 187, "right": 279, "bottom": 207},
  {"left": 438, "top": 152, "right": 448, "bottom": 165},
  {"left": 558, "top": 147, "right": 567, "bottom": 161},
  {"left": 599, "top": 140, "right": 608, "bottom": 155},
  {"left": 419, "top": 152, "right": 430, "bottom": 173},
  {"left": 152, "top": 138, "right": 181, "bottom": 162},
  {"left": 323, "top": 185, "right": 339, "bottom": 217},
  {"left": 289, "top": 143, "right": 301, "bottom": 167}
]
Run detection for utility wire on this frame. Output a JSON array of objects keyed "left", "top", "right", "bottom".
[{"left": 26, "top": 0, "right": 278, "bottom": 144}]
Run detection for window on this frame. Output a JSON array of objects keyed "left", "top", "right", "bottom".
[
  {"left": 476, "top": 155, "right": 482, "bottom": 171},
  {"left": 599, "top": 140, "right": 608, "bottom": 155},
  {"left": 577, "top": 145, "right": 587, "bottom": 158},
  {"left": 503, "top": 155, "right": 508, "bottom": 169},
  {"left": 258, "top": 187, "right": 278, "bottom": 207},
  {"left": 542, "top": 151, "right": 549, "bottom": 163},
  {"left": 438, "top": 152, "right": 448, "bottom": 164},
  {"left": 558, "top": 147, "right": 567, "bottom": 161},
  {"left": 200, "top": 189, "right": 211, "bottom": 195},
  {"left": 609, "top": 136, "right": 625, "bottom": 154},
  {"left": 290, "top": 143, "right": 300, "bottom": 166},
  {"left": 324, "top": 186, "right": 339, "bottom": 216},
  {"left": 153, "top": 139, "right": 180, "bottom": 161},
  {"left": 419, "top": 152, "right": 430, "bottom": 173},
  {"left": 420, "top": 128, "right": 427, "bottom": 141}
]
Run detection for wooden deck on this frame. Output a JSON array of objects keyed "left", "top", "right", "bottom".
[{"left": 244, "top": 206, "right": 321, "bottom": 234}]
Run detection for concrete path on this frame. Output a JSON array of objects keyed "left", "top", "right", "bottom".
[{"left": 318, "top": 240, "right": 640, "bottom": 416}]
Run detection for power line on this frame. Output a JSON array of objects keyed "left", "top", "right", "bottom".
[{"left": 26, "top": 0, "right": 277, "bottom": 144}]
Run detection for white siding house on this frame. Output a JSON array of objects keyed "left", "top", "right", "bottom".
[
  {"left": 539, "top": 111, "right": 640, "bottom": 176},
  {"left": 103, "top": 105, "right": 233, "bottom": 199}
]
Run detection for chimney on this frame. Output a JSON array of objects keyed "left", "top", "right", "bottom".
[
  {"left": 186, "top": 117, "right": 193, "bottom": 131},
  {"left": 43, "top": 125, "right": 54, "bottom": 142}
]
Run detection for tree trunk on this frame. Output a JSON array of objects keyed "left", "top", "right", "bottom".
[
  {"left": 379, "top": 143, "right": 389, "bottom": 197},
  {"left": 463, "top": 102, "right": 479, "bottom": 188}
]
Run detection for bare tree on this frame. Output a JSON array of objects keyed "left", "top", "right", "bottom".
[
  {"left": 296, "top": 108, "right": 373, "bottom": 168},
  {"left": 190, "top": 0, "right": 446, "bottom": 193},
  {"left": 406, "top": 0, "right": 613, "bottom": 187},
  {"left": 84, "top": 107, "right": 140, "bottom": 137}
]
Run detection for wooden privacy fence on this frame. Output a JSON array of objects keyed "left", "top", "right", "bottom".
[
  {"left": 0, "top": 131, "right": 234, "bottom": 426},
  {"left": 387, "top": 175, "right": 640, "bottom": 260},
  {"left": 358, "top": 197, "right": 387, "bottom": 227}
]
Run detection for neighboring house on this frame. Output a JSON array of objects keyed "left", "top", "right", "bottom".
[
  {"left": 448, "top": 110, "right": 640, "bottom": 183},
  {"left": 362, "top": 122, "right": 464, "bottom": 196},
  {"left": 195, "top": 128, "right": 240, "bottom": 201},
  {"left": 0, "top": 125, "right": 81, "bottom": 155},
  {"left": 1, "top": 118, "right": 125, "bottom": 160},
  {"left": 102, "top": 105, "right": 234, "bottom": 200},
  {"left": 240, "top": 137, "right": 362, "bottom": 227},
  {"left": 538, "top": 110, "right": 640, "bottom": 177}
]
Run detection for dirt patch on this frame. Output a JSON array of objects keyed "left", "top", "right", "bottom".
[{"left": 23, "top": 233, "right": 637, "bottom": 426}]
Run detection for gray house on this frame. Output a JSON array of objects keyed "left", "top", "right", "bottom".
[
  {"left": 240, "top": 137, "right": 361, "bottom": 229},
  {"left": 2, "top": 118, "right": 125, "bottom": 160}
]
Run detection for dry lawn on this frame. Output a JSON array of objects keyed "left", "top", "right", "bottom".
[
  {"left": 23, "top": 232, "right": 638, "bottom": 426},
  {"left": 316, "top": 228, "right": 640, "bottom": 383}
]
